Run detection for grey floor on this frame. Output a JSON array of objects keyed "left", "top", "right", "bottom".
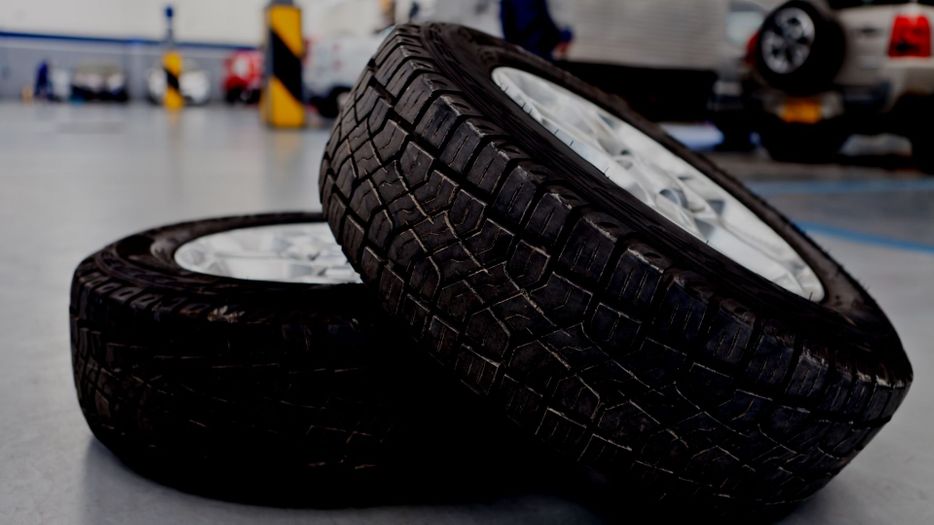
[{"left": 1, "top": 103, "right": 931, "bottom": 524}]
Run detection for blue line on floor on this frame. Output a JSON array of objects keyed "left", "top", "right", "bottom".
[
  {"left": 749, "top": 178, "right": 934, "bottom": 196},
  {"left": 797, "top": 222, "right": 934, "bottom": 254}
]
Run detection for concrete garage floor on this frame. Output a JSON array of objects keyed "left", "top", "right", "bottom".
[{"left": 1, "top": 103, "right": 932, "bottom": 524}]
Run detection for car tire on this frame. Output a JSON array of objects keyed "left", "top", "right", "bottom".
[
  {"left": 71, "top": 212, "right": 537, "bottom": 504},
  {"left": 910, "top": 135, "right": 934, "bottom": 174},
  {"left": 315, "top": 87, "right": 352, "bottom": 119},
  {"left": 758, "top": 119, "right": 849, "bottom": 163},
  {"left": 712, "top": 113, "right": 757, "bottom": 152},
  {"left": 320, "top": 23, "right": 912, "bottom": 518},
  {"left": 754, "top": 0, "right": 845, "bottom": 95},
  {"left": 224, "top": 87, "right": 242, "bottom": 105}
]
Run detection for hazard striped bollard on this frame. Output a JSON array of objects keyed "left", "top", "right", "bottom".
[
  {"left": 163, "top": 51, "right": 184, "bottom": 110},
  {"left": 261, "top": 0, "right": 305, "bottom": 128}
]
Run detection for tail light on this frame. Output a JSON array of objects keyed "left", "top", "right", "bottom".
[
  {"left": 889, "top": 14, "right": 932, "bottom": 58},
  {"left": 744, "top": 31, "right": 760, "bottom": 66}
]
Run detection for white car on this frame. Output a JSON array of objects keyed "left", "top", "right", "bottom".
[
  {"left": 70, "top": 63, "right": 128, "bottom": 102},
  {"left": 146, "top": 60, "right": 211, "bottom": 106},
  {"left": 397, "top": 0, "right": 748, "bottom": 121},
  {"left": 305, "top": 31, "right": 387, "bottom": 118},
  {"left": 711, "top": 0, "right": 784, "bottom": 149},
  {"left": 748, "top": 0, "right": 934, "bottom": 169},
  {"left": 49, "top": 67, "right": 72, "bottom": 101}
]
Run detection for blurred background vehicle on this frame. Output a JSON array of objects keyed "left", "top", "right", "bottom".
[
  {"left": 33, "top": 62, "right": 75, "bottom": 102},
  {"left": 223, "top": 50, "right": 263, "bottom": 104},
  {"left": 305, "top": 30, "right": 386, "bottom": 118},
  {"left": 400, "top": 0, "right": 740, "bottom": 121},
  {"left": 711, "top": 0, "right": 784, "bottom": 150},
  {"left": 396, "top": 0, "right": 502, "bottom": 35},
  {"left": 69, "top": 63, "right": 128, "bottom": 102},
  {"left": 548, "top": 0, "right": 729, "bottom": 121},
  {"left": 49, "top": 66, "right": 72, "bottom": 101},
  {"left": 747, "top": 0, "right": 934, "bottom": 169},
  {"left": 146, "top": 59, "right": 211, "bottom": 105}
]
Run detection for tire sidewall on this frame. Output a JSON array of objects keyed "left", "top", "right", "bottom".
[{"left": 74, "top": 213, "right": 374, "bottom": 341}]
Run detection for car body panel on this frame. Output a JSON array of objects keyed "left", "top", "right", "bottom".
[
  {"left": 547, "top": 0, "right": 729, "bottom": 70},
  {"left": 714, "top": 0, "right": 785, "bottom": 113},
  {"left": 223, "top": 50, "right": 263, "bottom": 102},
  {"left": 834, "top": 2, "right": 934, "bottom": 99},
  {"left": 304, "top": 31, "right": 386, "bottom": 99}
]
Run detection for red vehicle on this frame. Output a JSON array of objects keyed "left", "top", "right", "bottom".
[{"left": 223, "top": 50, "right": 263, "bottom": 104}]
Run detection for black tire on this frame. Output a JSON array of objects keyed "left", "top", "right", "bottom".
[
  {"left": 70, "top": 212, "right": 540, "bottom": 505},
  {"left": 758, "top": 118, "right": 849, "bottom": 163},
  {"left": 224, "top": 87, "right": 242, "bottom": 105},
  {"left": 315, "top": 87, "right": 352, "bottom": 119},
  {"left": 70, "top": 87, "right": 91, "bottom": 102},
  {"left": 320, "top": 24, "right": 912, "bottom": 518},
  {"left": 712, "top": 113, "right": 757, "bottom": 153},
  {"left": 910, "top": 136, "right": 934, "bottom": 174},
  {"left": 112, "top": 90, "right": 130, "bottom": 103},
  {"left": 754, "top": 1, "right": 845, "bottom": 95}
]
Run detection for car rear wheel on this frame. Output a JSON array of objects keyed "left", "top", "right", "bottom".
[
  {"left": 754, "top": 1, "right": 845, "bottom": 95},
  {"left": 910, "top": 134, "right": 934, "bottom": 174},
  {"left": 224, "top": 87, "right": 242, "bottom": 105},
  {"left": 315, "top": 87, "right": 352, "bottom": 119}
]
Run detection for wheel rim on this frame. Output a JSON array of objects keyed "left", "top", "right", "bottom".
[
  {"left": 492, "top": 67, "right": 825, "bottom": 301},
  {"left": 761, "top": 7, "right": 815, "bottom": 75},
  {"left": 175, "top": 222, "right": 360, "bottom": 284}
]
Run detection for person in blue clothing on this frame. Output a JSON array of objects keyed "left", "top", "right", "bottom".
[
  {"left": 500, "top": 0, "right": 573, "bottom": 60},
  {"left": 34, "top": 60, "right": 51, "bottom": 101}
]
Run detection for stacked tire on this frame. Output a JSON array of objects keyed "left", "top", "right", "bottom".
[
  {"left": 318, "top": 23, "right": 911, "bottom": 519},
  {"left": 72, "top": 23, "right": 912, "bottom": 521},
  {"left": 70, "top": 213, "right": 543, "bottom": 505}
]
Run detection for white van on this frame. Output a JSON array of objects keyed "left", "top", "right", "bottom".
[
  {"left": 396, "top": 0, "right": 738, "bottom": 120},
  {"left": 397, "top": 0, "right": 728, "bottom": 68},
  {"left": 307, "top": 1, "right": 758, "bottom": 121}
]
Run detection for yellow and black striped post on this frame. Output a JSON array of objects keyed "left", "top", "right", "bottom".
[
  {"left": 260, "top": 0, "right": 305, "bottom": 128},
  {"left": 162, "top": 51, "right": 184, "bottom": 110},
  {"left": 162, "top": 6, "right": 183, "bottom": 111}
]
